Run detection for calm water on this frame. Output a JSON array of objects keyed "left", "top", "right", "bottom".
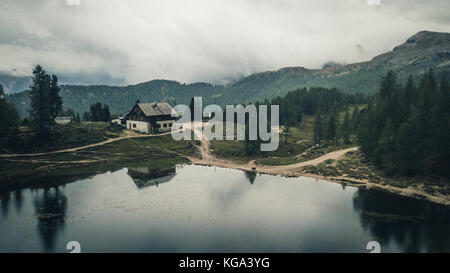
[{"left": 0, "top": 164, "right": 449, "bottom": 253}]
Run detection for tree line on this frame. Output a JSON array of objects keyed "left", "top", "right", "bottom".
[
  {"left": 59, "top": 103, "right": 112, "bottom": 122},
  {"left": 241, "top": 87, "right": 369, "bottom": 155},
  {"left": 356, "top": 70, "right": 449, "bottom": 178},
  {"left": 82, "top": 103, "right": 111, "bottom": 122},
  {"left": 0, "top": 65, "right": 113, "bottom": 148}
]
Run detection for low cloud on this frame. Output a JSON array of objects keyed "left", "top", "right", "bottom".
[{"left": 0, "top": 0, "right": 449, "bottom": 84}]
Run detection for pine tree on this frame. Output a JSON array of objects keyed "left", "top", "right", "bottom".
[
  {"left": 402, "top": 75, "right": 415, "bottom": 118},
  {"left": 75, "top": 113, "right": 81, "bottom": 123},
  {"left": 342, "top": 111, "right": 351, "bottom": 144},
  {"left": 313, "top": 111, "right": 324, "bottom": 144},
  {"left": 103, "top": 104, "right": 111, "bottom": 121},
  {"left": 379, "top": 70, "right": 397, "bottom": 99},
  {"left": 82, "top": 111, "right": 91, "bottom": 122},
  {"left": 49, "top": 75, "right": 62, "bottom": 121},
  {"left": 0, "top": 85, "right": 20, "bottom": 138},
  {"left": 351, "top": 106, "right": 359, "bottom": 132},
  {"left": 326, "top": 111, "right": 337, "bottom": 144},
  {"left": 357, "top": 105, "right": 377, "bottom": 156},
  {"left": 29, "top": 65, "right": 53, "bottom": 135},
  {"left": 427, "top": 75, "right": 450, "bottom": 175}
]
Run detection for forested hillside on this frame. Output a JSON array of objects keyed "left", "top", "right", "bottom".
[
  {"left": 8, "top": 81, "right": 223, "bottom": 118},
  {"left": 357, "top": 70, "right": 450, "bottom": 178}
]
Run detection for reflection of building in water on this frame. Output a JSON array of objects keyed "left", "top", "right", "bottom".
[{"left": 127, "top": 166, "right": 176, "bottom": 188}]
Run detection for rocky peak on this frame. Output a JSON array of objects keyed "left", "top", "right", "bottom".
[{"left": 394, "top": 30, "right": 450, "bottom": 51}]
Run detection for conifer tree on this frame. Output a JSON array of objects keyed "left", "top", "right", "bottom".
[
  {"left": 342, "top": 111, "right": 351, "bottom": 144},
  {"left": 0, "top": 84, "right": 20, "bottom": 138},
  {"left": 313, "top": 111, "right": 324, "bottom": 144},
  {"left": 49, "top": 75, "right": 63, "bottom": 121},
  {"left": 29, "top": 65, "right": 53, "bottom": 135},
  {"left": 326, "top": 111, "right": 337, "bottom": 144}
]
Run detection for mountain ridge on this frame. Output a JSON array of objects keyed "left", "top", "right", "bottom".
[{"left": 6, "top": 30, "right": 450, "bottom": 118}]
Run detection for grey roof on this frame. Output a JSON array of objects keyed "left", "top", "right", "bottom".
[{"left": 137, "top": 102, "right": 174, "bottom": 117}]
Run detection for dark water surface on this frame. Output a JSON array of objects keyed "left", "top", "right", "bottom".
[{"left": 0, "top": 164, "right": 449, "bottom": 253}]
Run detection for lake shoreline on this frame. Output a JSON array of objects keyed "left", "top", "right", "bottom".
[
  {"left": 1, "top": 123, "right": 447, "bottom": 206},
  {"left": 189, "top": 159, "right": 450, "bottom": 206},
  {"left": 188, "top": 125, "right": 449, "bottom": 206}
]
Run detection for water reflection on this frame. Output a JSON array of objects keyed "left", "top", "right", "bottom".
[
  {"left": 0, "top": 165, "right": 449, "bottom": 253},
  {"left": 127, "top": 166, "right": 177, "bottom": 188},
  {"left": 244, "top": 171, "right": 257, "bottom": 184},
  {"left": 353, "top": 188, "right": 450, "bottom": 253},
  {"left": 0, "top": 191, "right": 11, "bottom": 217},
  {"left": 13, "top": 190, "right": 24, "bottom": 212},
  {"left": 33, "top": 187, "right": 67, "bottom": 252}
]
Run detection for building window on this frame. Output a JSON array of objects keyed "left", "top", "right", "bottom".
[
  {"left": 133, "top": 124, "right": 137, "bottom": 128},
  {"left": 163, "top": 123, "right": 167, "bottom": 128},
  {"left": 169, "top": 123, "right": 173, "bottom": 127}
]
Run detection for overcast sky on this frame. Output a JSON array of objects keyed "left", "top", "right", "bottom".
[{"left": 0, "top": 0, "right": 449, "bottom": 85}]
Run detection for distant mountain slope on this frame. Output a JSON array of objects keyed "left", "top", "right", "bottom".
[
  {"left": 0, "top": 73, "right": 126, "bottom": 94},
  {"left": 7, "top": 30, "right": 450, "bottom": 118},
  {"left": 0, "top": 74, "right": 32, "bottom": 94},
  {"left": 8, "top": 80, "right": 222, "bottom": 118},
  {"left": 221, "top": 31, "right": 450, "bottom": 103}
]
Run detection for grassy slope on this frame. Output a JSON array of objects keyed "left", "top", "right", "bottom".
[
  {"left": 210, "top": 109, "right": 358, "bottom": 165},
  {"left": 0, "top": 123, "right": 196, "bottom": 190},
  {"left": 1, "top": 122, "right": 122, "bottom": 154}
]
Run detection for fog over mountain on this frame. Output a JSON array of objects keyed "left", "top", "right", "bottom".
[
  {"left": 1, "top": 0, "right": 449, "bottom": 88},
  {"left": 7, "top": 30, "right": 450, "bottom": 118}
]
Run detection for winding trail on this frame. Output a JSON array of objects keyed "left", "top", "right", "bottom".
[
  {"left": 0, "top": 130, "right": 172, "bottom": 158},
  {"left": 189, "top": 122, "right": 357, "bottom": 175},
  {"left": 189, "top": 123, "right": 358, "bottom": 176}
]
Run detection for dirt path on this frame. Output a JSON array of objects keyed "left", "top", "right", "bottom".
[
  {"left": 191, "top": 124, "right": 212, "bottom": 160},
  {"left": 189, "top": 123, "right": 357, "bottom": 174},
  {"left": 190, "top": 144, "right": 357, "bottom": 178},
  {"left": 0, "top": 130, "right": 172, "bottom": 158},
  {"left": 189, "top": 125, "right": 449, "bottom": 206}
]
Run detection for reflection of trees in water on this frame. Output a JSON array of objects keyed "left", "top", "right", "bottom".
[
  {"left": 0, "top": 191, "right": 11, "bottom": 218},
  {"left": 353, "top": 188, "right": 450, "bottom": 252},
  {"left": 244, "top": 171, "right": 257, "bottom": 184},
  {"left": 13, "top": 190, "right": 24, "bottom": 212},
  {"left": 33, "top": 187, "right": 68, "bottom": 252},
  {"left": 0, "top": 189, "right": 25, "bottom": 217}
]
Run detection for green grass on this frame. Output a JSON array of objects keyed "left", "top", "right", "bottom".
[
  {"left": 0, "top": 106, "right": 363, "bottom": 190},
  {"left": 0, "top": 134, "right": 196, "bottom": 190},
  {"left": 1, "top": 122, "right": 122, "bottom": 154},
  {"left": 300, "top": 149, "right": 450, "bottom": 194},
  {"left": 209, "top": 113, "right": 358, "bottom": 166}
]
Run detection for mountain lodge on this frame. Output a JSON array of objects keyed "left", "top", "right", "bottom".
[{"left": 124, "top": 101, "right": 176, "bottom": 134}]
